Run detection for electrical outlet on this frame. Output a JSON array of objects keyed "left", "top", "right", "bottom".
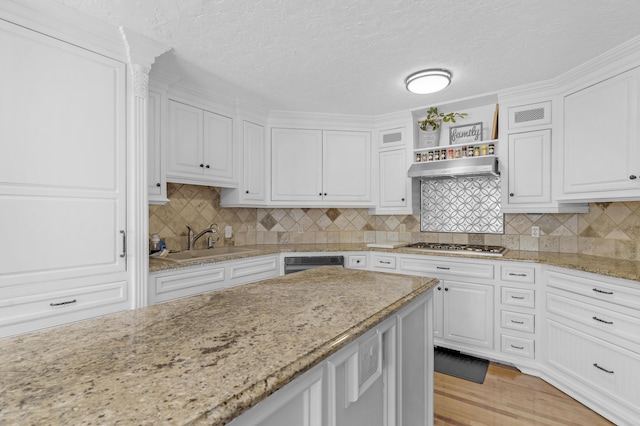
[
  {"left": 297, "top": 223, "right": 304, "bottom": 234},
  {"left": 224, "top": 226, "right": 233, "bottom": 238},
  {"left": 531, "top": 226, "right": 540, "bottom": 238}
]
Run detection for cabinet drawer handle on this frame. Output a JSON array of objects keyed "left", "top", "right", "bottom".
[
  {"left": 510, "top": 344, "right": 524, "bottom": 350},
  {"left": 592, "top": 316, "right": 613, "bottom": 325},
  {"left": 511, "top": 295, "right": 525, "bottom": 300},
  {"left": 592, "top": 288, "right": 613, "bottom": 295},
  {"left": 508, "top": 272, "right": 527, "bottom": 277},
  {"left": 436, "top": 266, "right": 450, "bottom": 270},
  {"left": 379, "top": 260, "right": 391, "bottom": 264},
  {"left": 593, "top": 363, "right": 614, "bottom": 374},
  {"left": 50, "top": 299, "right": 77, "bottom": 307},
  {"left": 511, "top": 320, "right": 525, "bottom": 324},
  {"left": 629, "top": 175, "right": 637, "bottom": 180}
]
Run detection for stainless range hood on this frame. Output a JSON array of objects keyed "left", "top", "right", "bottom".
[{"left": 408, "top": 156, "right": 499, "bottom": 179}]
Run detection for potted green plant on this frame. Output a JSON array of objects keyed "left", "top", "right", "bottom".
[{"left": 418, "top": 107, "right": 468, "bottom": 148}]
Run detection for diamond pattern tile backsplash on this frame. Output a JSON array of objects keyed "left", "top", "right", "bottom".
[
  {"left": 421, "top": 177, "right": 503, "bottom": 234},
  {"left": 148, "top": 183, "right": 640, "bottom": 261}
]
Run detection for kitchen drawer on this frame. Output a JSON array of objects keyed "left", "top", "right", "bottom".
[
  {"left": 501, "top": 287, "right": 535, "bottom": 308},
  {"left": 547, "top": 291, "right": 640, "bottom": 348},
  {"left": 501, "top": 310, "right": 535, "bottom": 333},
  {"left": 546, "top": 270, "right": 640, "bottom": 310},
  {"left": 500, "top": 265, "right": 535, "bottom": 284},
  {"left": 155, "top": 266, "right": 225, "bottom": 295},
  {"left": 0, "top": 280, "right": 127, "bottom": 329},
  {"left": 150, "top": 265, "right": 226, "bottom": 304},
  {"left": 228, "top": 255, "right": 279, "bottom": 287},
  {"left": 501, "top": 334, "right": 535, "bottom": 358},
  {"left": 372, "top": 255, "right": 396, "bottom": 270},
  {"left": 399, "top": 257, "right": 494, "bottom": 279},
  {"left": 347, "top": 254, "right": 367, "bottom": 269},
  {"left": 547, "top": 319, "right": 640, "bottom": 411}
]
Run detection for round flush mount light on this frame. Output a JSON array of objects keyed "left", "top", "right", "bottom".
[{"left": 405, "top": 69, "right": 452, "bottom": 94}]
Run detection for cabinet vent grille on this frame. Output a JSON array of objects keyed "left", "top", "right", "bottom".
[
  {"left": 514, "top": 107, "right": 545, "bottom": 123},
  {"left": 382, "top": 132, "right": 402, "bottom": 144}
]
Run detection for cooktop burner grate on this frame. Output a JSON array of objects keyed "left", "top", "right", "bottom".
[{"left": 406, "top": 243, "right": 507, "bottom": 256}]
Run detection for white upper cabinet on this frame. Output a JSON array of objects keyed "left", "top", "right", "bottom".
[
  {"left": 377, "top": 148, "right": 408, "bottom": 209},
  {"left": 323, "top": 130, "right": 371, "bottom": 202},
  {"left": 242, "top": 121, "right": 267, "bottom": 202},
  {"left": 271, "top": 128, "right": 323, "bottom": 201},
  {"left": 271, "top": 128, "right": 372, "bottom": 205},
  {"left": 506, "top": 129, "right": 551, "bottom": 205},
  {"left": 148, "top": 88, "right": 168, "bottom": 204},
  {"left": 562, "top": 67, "right": 640, "bottom": 200},
  {"left": 220, "top": 118, "right": 267, "bottom": 207},
  {"left": 167, "top": 100, "right": 235, "bottom": 187},
  {"left": 497, "top": 98, "right": 588, "bottom": 213}
]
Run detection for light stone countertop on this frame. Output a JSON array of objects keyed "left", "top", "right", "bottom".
[
  {"left": 0, "top": 267, "right": 437, "bottom": 425},
  {"left": 150, "top": 243, "right": 640, "bottom": 282}
]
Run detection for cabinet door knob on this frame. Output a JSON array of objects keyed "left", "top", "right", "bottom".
[
  {"left": 401, "top": 198, "right": 405, "bottom": 201},
  {"left": 199, "top": 164, "right": 204, "bottom": 168},
  {"left": 205, "top": 165, "right": 210, "bottom": 169},
  {"left": 156, "top": 183, "right": 161, "bottom": 187},
  {"left": 319, "top": 193, "right": 322, "bottom": 196},
  {"left": 509, "top": 193, "right": 515, "bottom": 197},
  {"left": 630, "top": 175, "right": 637, "bottom": 180},
  {"left": 444, "top": 288, "right": 449, "bottom": 291},
  {"left": 245, "top": 190, "right": 249, "bottom": 194},
  {"left": 324, "top": 193, "right": 327, "bottom": 196},
  {"left": 437, "top": 286, "right": 441, "bottom": 291}
]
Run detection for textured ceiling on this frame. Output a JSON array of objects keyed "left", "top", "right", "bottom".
[{"left": 54, "top": 0, "right": 640, "bottom": 115}]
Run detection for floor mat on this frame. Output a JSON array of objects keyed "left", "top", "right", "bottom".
[{"left": 434, "top": 347, "right": 489, "bottom": 384}]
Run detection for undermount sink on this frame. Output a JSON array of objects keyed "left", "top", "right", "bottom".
[{"left": 161, "top": 247, "right": 257, "bottom": 263}]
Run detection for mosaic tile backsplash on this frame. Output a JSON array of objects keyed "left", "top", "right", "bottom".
[
  {"left": 420, "top": 177, "right": 503, "bottom": 234},
  {"left": 148, "top": 183, "right": 640, "bottom": 261}
]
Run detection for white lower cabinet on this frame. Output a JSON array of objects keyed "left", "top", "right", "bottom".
[
  {"left": 397, "top": 255, "right": 495, "bottom": 353},
  {"left": 544, "top": 268, "right": 640, "bottom": 425},
  {"left": 229, "top": 365, "right": 324, "bottom": 426},
  {"left": 546, "top": 319, "right": 640, "bottom": 424},
  {"left": 230, "top": 288, "right": 434, "bottom": 426},
  {"left": 148, "top": 255, "right": 279, "bottom": 305},
  {"left": 436, "top": 280, "right": 494, "bottom": 350}
]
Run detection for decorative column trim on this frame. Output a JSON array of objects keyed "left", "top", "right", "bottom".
[{"left": 120, "top": 27, "right": 170, "bottom": 309}]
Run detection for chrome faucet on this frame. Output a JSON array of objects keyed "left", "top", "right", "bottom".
[{"left": 186, "top": 224, "right": 220, "bottom": 250}]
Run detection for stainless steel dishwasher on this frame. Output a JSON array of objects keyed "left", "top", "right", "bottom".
[{"left": 283, "top": 255, "right": 345, "bottom": 275}]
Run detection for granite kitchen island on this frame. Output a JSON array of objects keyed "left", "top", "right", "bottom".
[{"left": 0, "top": 267, "right": 437, "bottom": 425}]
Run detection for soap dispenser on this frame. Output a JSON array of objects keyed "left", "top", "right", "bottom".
[{"left": 150, "top": 233, "right": 161, "bottom": 253}]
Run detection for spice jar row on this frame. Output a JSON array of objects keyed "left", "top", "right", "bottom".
[{"left": 415, "top": 143, "right": 494, "bottom": 162}]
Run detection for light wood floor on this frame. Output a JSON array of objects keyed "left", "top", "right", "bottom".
[{"left": 434, "top": 363, "right": 614, "bottom": 425}]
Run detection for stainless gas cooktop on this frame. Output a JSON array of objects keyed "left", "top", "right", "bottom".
[{"left": 405, "top": 242, "right": 507, "bottom": 257}]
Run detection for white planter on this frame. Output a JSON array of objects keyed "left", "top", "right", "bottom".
[{"left": 418, "top": 128, "right": 441, "bottom": 148}]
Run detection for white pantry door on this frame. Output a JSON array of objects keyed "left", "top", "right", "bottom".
[{"left": 0, "top": 19, "right": 127, "bottom": 287}]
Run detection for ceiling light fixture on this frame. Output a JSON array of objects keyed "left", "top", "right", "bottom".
[{"left": 405, "top": 69, "right": 452, "bottom": 94}]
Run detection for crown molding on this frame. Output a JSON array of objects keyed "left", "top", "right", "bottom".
[{"left": 0, "top": 0, "right": 126, "bottom": 62}]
